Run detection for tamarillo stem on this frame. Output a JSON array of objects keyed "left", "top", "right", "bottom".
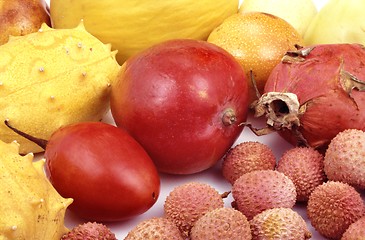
[{"left": 4, "top": 119, "right": 48, "bottom": 150}]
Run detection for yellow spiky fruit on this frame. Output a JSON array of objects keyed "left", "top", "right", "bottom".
[
  {"left": 0, "top": 140, "right": 73, "bottom": 240},
  {"left": 0, "top": 22, "right": 120, "bottom": 154}
]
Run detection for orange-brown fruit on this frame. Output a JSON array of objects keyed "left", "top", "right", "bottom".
[
  {"left": 163, "top": 182, "right": 224, "bottom": 237},
  {"left": 307, "top": 181, "right": 365, "bottom": 240},
  {"left": 0, "top": 0, "right": 51, "bottom": 45},
  {"left": 207, "top": 12, "right": 303, "bottom": 104},
  {"left": 276, "top": 147, "right": 326, "bottom": 201},
  {"left": 222, "top": 141, "right": 276, "bottom": 185}
]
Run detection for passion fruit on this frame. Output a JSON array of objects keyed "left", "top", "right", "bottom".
[{"left": 207, "top": 12, "right": 304, "bottom": 104}]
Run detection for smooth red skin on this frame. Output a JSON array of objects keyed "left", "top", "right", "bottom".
[
  {"left": 110, "top": 39, "right": 249, "bottom": 174},
  {"left": 44, "top": 122, "right": 160, "bottom": 222},
  {"left": 264, "top": 44, "right": 365, "bottom": 149}
]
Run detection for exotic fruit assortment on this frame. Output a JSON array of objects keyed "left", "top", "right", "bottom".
[
  {"left": 251, "top": 43, "right": 365, "bottom": 150},
  {"left": 0, "top": 22, "right": 120, "bottom": 154},
  {"left": 1, "top": 0, "right": 365, "bottom": 239},
  {"left": 110, "top": 39, "right": 249, "bottom": 174}
]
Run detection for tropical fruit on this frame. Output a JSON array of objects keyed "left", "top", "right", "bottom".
[
  {"left": 0, "top": 22, "right": 120, "bottom": 154},
  {"left": 207, "top": 12, "right": 303, "bottom": 104},
  {"left": 307, "top": 181, "right": 365, "bottom": 239},
  {"left": 164, "top": 182, "right": 224, "bottom": 237},
  {"left": 0, "top": 140, "right": 73, "bottom": 239},
  {"left": 232, "top": 170, "right": 297, "bottom": 219},
  {"left": 50, "top": 0, "right": 239, "bottom": 63}
]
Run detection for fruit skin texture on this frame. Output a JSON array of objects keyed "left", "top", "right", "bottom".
[
  {"left": 232, "top": 170, "right": 297, "bottom": 220},
  {"left": 341, "top": 216, "right": 365, "bottom": 240},
  {"left": 45, "top": 122, "right": 160, "bottom": 222},
  {"left": 190, "top": 207, "right": 252, "bottom": 240},
  {"left": 0, "top": 0, "right": 51, "bottom": 45},
  {"left": 304, "top": 0, "right": 365, "bottom": 46},
  {"left": 222, "top": 141, "right": 276, "bottom": 185},
  {"left": 0, "top": 140, "right": 72, "bottom": 240},
  {"left": 164, "top": 182, "right": 224, "bottom": 237},
  {"left": 239, "top": 0, "right": 317, "bottom": 37},
  {"left": 0, "top": 22, "right": 120, "bottom": 154},
  {"left": 253, "top": 44, "right": 365, "bottom": 150},
  {"left": 110, "top": 39, "right": 249, "bottom": 174},
  {"left": 50, "top": 0, "right": 239, "bottom": 63},
  {"left": 250, "top": 207, "right": 312, "bottom": 240},
  {"left": 324, "top": 129, "right": 365, "bottom": 189},
  {"left": 276, "top": 147, "right": 326, "bottom": 201},
  {"left": 61, "top": 222, "right": 117, "bottom": 240},
  {"left": 307, "top": 181, "right": 365, "bottom": 240},
  {"left": 124, "top": 217, "right": 184, "bottom": 240},
  {"left": 207, "top": 12, "right": 303, "bottom": 104}
]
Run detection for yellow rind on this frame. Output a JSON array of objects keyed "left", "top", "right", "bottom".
[
  {"left": 50, "top": 0, "right": 239, "bottom": 63},
  {"left": 0, "top": 140, "right": 73, "bottom": 240},
  {"left": 0, "top": 22, "right": 120, "bottom": 154}
]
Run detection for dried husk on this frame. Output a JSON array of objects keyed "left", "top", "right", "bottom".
[{"left": 249, "top": 44, "right": 365, "bottom": 151}]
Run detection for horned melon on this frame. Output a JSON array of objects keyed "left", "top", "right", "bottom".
[
  {"left": 0, "top": 140, "right": 73, "bottom": 240},
  {"left": 0, "top": 22, "right": 120, "bottom": 154}
]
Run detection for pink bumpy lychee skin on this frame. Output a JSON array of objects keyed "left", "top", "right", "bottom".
[
  {"left": 307, "top": 181, "right": 365, "bottom": 240},
  {"left": 61, "top": 222, "right": 117, "bottom": 240},
  {"left": 222, "top": 141, "right": 276, "bottom": 185},
  {"left": 324, "top": 129, "right": 365, "bottom": 189},
  {"left": 250, "top": 207, "right": 312, "bottom": 240},
  {"left": 232, "top": 169, "right": 297, "bottom": 220},
  {"left": 342, "top": 216, "right": 365, "bottom": 240},
  {"left": 276, "top": 147, "right": 326, "bottom": 201},
  {"left": 163, "top": 182, "right": 224, "bottom": 237}
]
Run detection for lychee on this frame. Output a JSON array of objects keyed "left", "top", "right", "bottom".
[
  {"left": 307, "top": 181, "right": 365, "bottom": 239},
  {"left": 324, "top": 128, "right": 365, "bottom": 189},
  {"left": 250, "top": 207, "right": 312, "bottom": 240},
  {"left": 231, "top": 169, "right": 297, "bottom": 220},
  {"left": 190, "top": 207, "right": 252, "bottom": 240},
  {"left": 222, "top": 141, "right": 276, "bottom": 185},
  {"left": 341, "top": 216, "right": 365, "bottom": 240},
  {"left": 124, "top": 217, "right": 184, "bottom": 240},
  {"left": 163, "top": 182, "right": 224, "bottom": 237},
  {"left": 61, "top": 222, "right": 117, "bottom": 240},
  {"left": 276, "top": 146, "right": 326, "bottom": 201}
]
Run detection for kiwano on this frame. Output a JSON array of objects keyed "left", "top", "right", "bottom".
[
  {"left": 0, "top": 22, "right": 120, "bottom": 154},
  {"left": 0, "top": 140, "right": 73, "bottom": 239}
]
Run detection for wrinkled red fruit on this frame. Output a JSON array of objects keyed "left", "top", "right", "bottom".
[
  {"left": 110, "top": 39, "right": 249, "bottom": 174},
  {"left": 251, "top": 43, "right": 365, "bottom": 150}
]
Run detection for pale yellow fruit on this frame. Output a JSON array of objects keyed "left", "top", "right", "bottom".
[
  {"left": 0, "top": 140, "right": 73, "bottom": 240},
  {"left": 0, "top": 22, "right": 120, "bottom": 154},
  {"left": 239, "top": 0, "right": 317, "bottom": 36},
  {"left": 304, "top": 0, "right": 365, "bottom": 45},
  {"left": 50, "top": 0, "right": 239, "bottom": 63}
]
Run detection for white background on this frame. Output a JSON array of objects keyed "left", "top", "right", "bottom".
[{"left": 43, "top": 1, "right": 362, "bottom": 239}]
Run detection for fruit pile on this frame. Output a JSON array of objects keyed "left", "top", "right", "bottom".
[{"left": 0, "top": 0, "right": 364, "bottom": 239}]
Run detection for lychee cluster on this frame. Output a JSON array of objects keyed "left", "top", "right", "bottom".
[{"left": 123, "top": 129, "right": 365, "bottom": 240}]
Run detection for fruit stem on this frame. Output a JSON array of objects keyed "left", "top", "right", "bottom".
[
  {"left": 222, "top": 108, "right": 237, "bottom": 126},
  {"left": 252, "top": 92, "right": 301, "bottom": 130},
  {"left": 4, "top": 119, "right": 48, "bottom": 149}
]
